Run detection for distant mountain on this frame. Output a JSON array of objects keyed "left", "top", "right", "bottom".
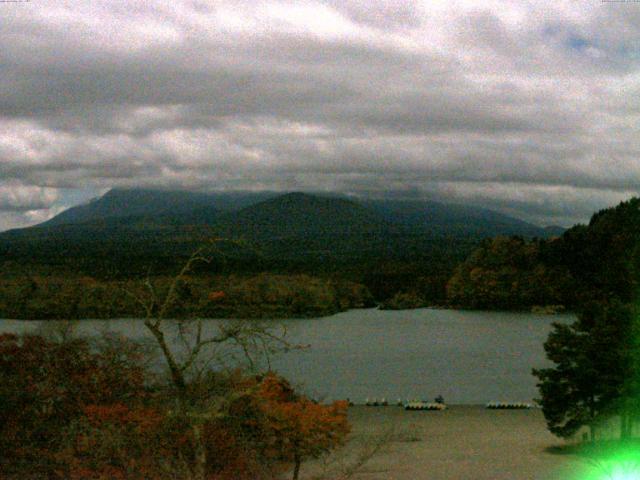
[
  {"left": 200, "top": 192, "right": 395, "bottom": 262},
  {"left": 218, "top": 192, "right": 387, "bottom": 238},
  {"left": 40, "top": 188, "right": 278, "bottom": 228},
  {"left": 0, "top": 188, "right": 559, "bottom": 277},
  {"left": 33, "top": 188, "right": 552, "bottom": 239},
  {"left": 363, "top": 199, "right": 548, "bottom": 238},
  {"left": 4, "top": 189, "right": 639, "bottom": 315},
  {"left": 40, "top": 189, "right": 210, "bottom": 227}
]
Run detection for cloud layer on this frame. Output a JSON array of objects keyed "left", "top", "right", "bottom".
[{"left": 2, "top": 0, "right": 640, "bottom": 229}]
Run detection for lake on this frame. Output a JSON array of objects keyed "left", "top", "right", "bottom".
[{"left": 0, "top": 308, "right": 573, "bottom": 404}]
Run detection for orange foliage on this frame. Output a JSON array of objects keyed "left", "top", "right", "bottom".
[
  {"left": 202, "top": 372, "right": 350, "bottom": 480},
  {"left": 83, "top": 403, "right": 163, "bottom": 433},
  {"left": 208, "top": 290, "right": 226, "bottom": 301},
  {"left": 205, "top": 422, "right": 274, "bottom": 480},
  {"left": 0, "top": 335, "right": 350, "bottom": 480},
  {"left": 254, "top": 373, "right": 350, "bottom": 475},
  {"left": 0, "top": 334, "right": 151, "bottom": 479},
  {"left": 64, "top": 405, "right": 170, "bottom": 480}
]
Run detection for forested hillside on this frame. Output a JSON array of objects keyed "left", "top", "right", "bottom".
[
  {"left": 7, "top": 189, "right": 640, "bottom": 317},
  {"left": 0, "top": 188, "right": 558, "bottom": 318},
  {"left": 447, "top": 197, "right": 640, "bottom": 310}
]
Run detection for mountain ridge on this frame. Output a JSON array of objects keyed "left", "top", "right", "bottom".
[
  {"left": 16, "top": 187, "right": 557, "bottom": 239},
  {"left": 0, "top": 188, "right": 564, "bottom": 280}
]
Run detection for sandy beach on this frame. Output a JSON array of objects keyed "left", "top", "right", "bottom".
[{"left": 303, "top": 406, "right": 592, "bottom": 480}]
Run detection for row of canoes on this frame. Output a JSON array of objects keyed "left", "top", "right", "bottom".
[
  {"left": 361, "top": 398, "right": 448, "bottom": 410},
  {"left": 357, "top": 399, "right": 532, "bottom": 410},
  {"left": 485, "top": 402, "right": 532, "bottom": 409},
  {"left": 404, "top": 401, "right": 447, "bottom": 411}
]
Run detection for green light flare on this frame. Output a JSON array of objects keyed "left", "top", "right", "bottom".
[
  {"left": 601, "top": 463, "right": 640, "bottom": 480},
  {"left": 579, "top": 446, "right": 640, "bottom": 480}
]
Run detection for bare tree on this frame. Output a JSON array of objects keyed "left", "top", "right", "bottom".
[{"left": 126, "top": 247, "right": 295, "bottom": 480}]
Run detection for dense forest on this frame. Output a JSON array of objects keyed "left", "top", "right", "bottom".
[
  {"left": 445, "top": 236, "right": 574, "bottom": 310},
  {"left": 3, "top": 189, "right": 639, "bottom": 318},
  {"left": 0, "top": 189, "right": 543, "bottom": 319},
  {"left": 447, "top": 197, "right": 640, "bottom": 311},
  {"left": 530, "top": 200, "right": 640, "bottom": 448}
]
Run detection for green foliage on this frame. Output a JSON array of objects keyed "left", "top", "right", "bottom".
[
  {"left": 533, "top": 301, "right": 640, "bottom": 439},
  {"left": 379, "top": 291, "right": 426, "bottom": 310},
  {"left": 552, "top": 198, "right": 640, "bottom": 303},
  {"left": 0, "top": 190, "right": 553, "bottom": 315},
  {"left": 200, "top": 274, "right": 374, "bottom": 318}
]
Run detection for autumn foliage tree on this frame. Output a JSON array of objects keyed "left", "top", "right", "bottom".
[
  {"left": 253, "top": 373, "right": 350, "bottom": 480},
  {"left": 446, "top": 236, "right": 574, "bottom": 310},
  {"left": 1, "top": 248, "right": 352, "bottom": 479},
  {"left": 0, "top": 333, "right": 151, "bottom": 478},
  {"left": 128, "top": 248, "right": 299, "bottom": 480},
  {"left": 60, "top": 403, "right": 170, "bottom": 480},
  {"left": 0, "top": 332, "right": 353, "bottom": 480}
]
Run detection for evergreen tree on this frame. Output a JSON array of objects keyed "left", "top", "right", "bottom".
[{"left": 533, "top": 301, "right": 639, "bottom": 440}]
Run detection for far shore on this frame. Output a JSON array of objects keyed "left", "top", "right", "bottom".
[{"left": 0, "top": 304, "right": 575, "bottom": 322}]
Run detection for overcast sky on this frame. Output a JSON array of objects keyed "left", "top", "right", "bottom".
[{"left": 1, "top": 0, "right": 640, "bottom": 230}]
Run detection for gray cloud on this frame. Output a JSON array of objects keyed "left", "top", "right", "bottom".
[{"left": 1, "top": 0, "right": 640, "bottom": 230}]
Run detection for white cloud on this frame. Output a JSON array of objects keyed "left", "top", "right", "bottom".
[
  {"left": 1, "top": 0, "right": 640, "bottom": 230},
  {"left": 0, "top": 183, "right": 59, "bottom": 212}
]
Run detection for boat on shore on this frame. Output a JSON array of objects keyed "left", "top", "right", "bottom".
[
  {"left": 485, "top": 402, "right": 532, "bottom": 409},
  {"left": 405, "top": 401, "right": 447, "bottom": 411}
]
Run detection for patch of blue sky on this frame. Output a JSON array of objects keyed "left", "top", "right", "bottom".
[
  {"left": 541, "top": 24, "right": 597, "bottom": 53},
  {"left": 566, "top": 34, "right": 591, "bottom": 51}
]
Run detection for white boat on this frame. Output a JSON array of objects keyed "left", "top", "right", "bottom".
[
  {"left": 485, "top": 402, "right": 531, "bottom": 409},
  {"left": 404, "top": 401, "right": 446, "bottom": 411}
]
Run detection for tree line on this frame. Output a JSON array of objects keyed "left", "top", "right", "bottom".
[
  {"left": 0, "top": 273, "right": 374, "bottom": 320},
  {"left": 447, "top": 198, "right": 640, "bottom": 311},
  {"left": 444, "top": 198, "right": 640, "bottom": 445}
]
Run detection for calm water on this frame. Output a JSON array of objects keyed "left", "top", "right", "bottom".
[{"left": 0, "top": 308, "right": 573, "bottom": 404}]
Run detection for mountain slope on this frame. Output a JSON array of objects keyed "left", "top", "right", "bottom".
[
  {"left": 0, "top": 188, "right": 558, "bottom": 276},
  {"left": 219, "top": 192, "right": 387, "bottom": 238},
  {"left": 32, "top": 188, "right": 553, "bottom": 238},
  {"left": 40, "top": 189, "right": 212, "bottom": 227},
  {"left": 39, "top": 188, "right": 279, "bottom": 228},
  {"left": 364, "top": 199, "right": 550, "bottom": 238}
]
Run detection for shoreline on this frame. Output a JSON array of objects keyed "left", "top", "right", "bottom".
[{"left": 0, "top": 305, "right": 573, "bottom": 322}]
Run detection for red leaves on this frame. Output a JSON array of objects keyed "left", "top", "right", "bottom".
[
  {"left": 254, "top": 373, "right": 350, "bottom": 463},
  {"left": 83, "top": 404, "right": 163, "bottom": 433},
  {"left": 196, "top": 372, "right": 351, "bottom": 479},
  {"left": 64, "top": 403, "right": 168, "bottom": 480},
  {"left": 208, "top": 290, "right": 226, "bottom": 301},
  {"left": 0, "top": 336, "right": 351, "bottom": 480},
  {"left": 0, "top": 334, "right": 150, "bottom": 478}
]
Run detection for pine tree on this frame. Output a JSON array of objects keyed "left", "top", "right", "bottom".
[{"left": 533, "top": 301, "right": 639, "bottom": 440}]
